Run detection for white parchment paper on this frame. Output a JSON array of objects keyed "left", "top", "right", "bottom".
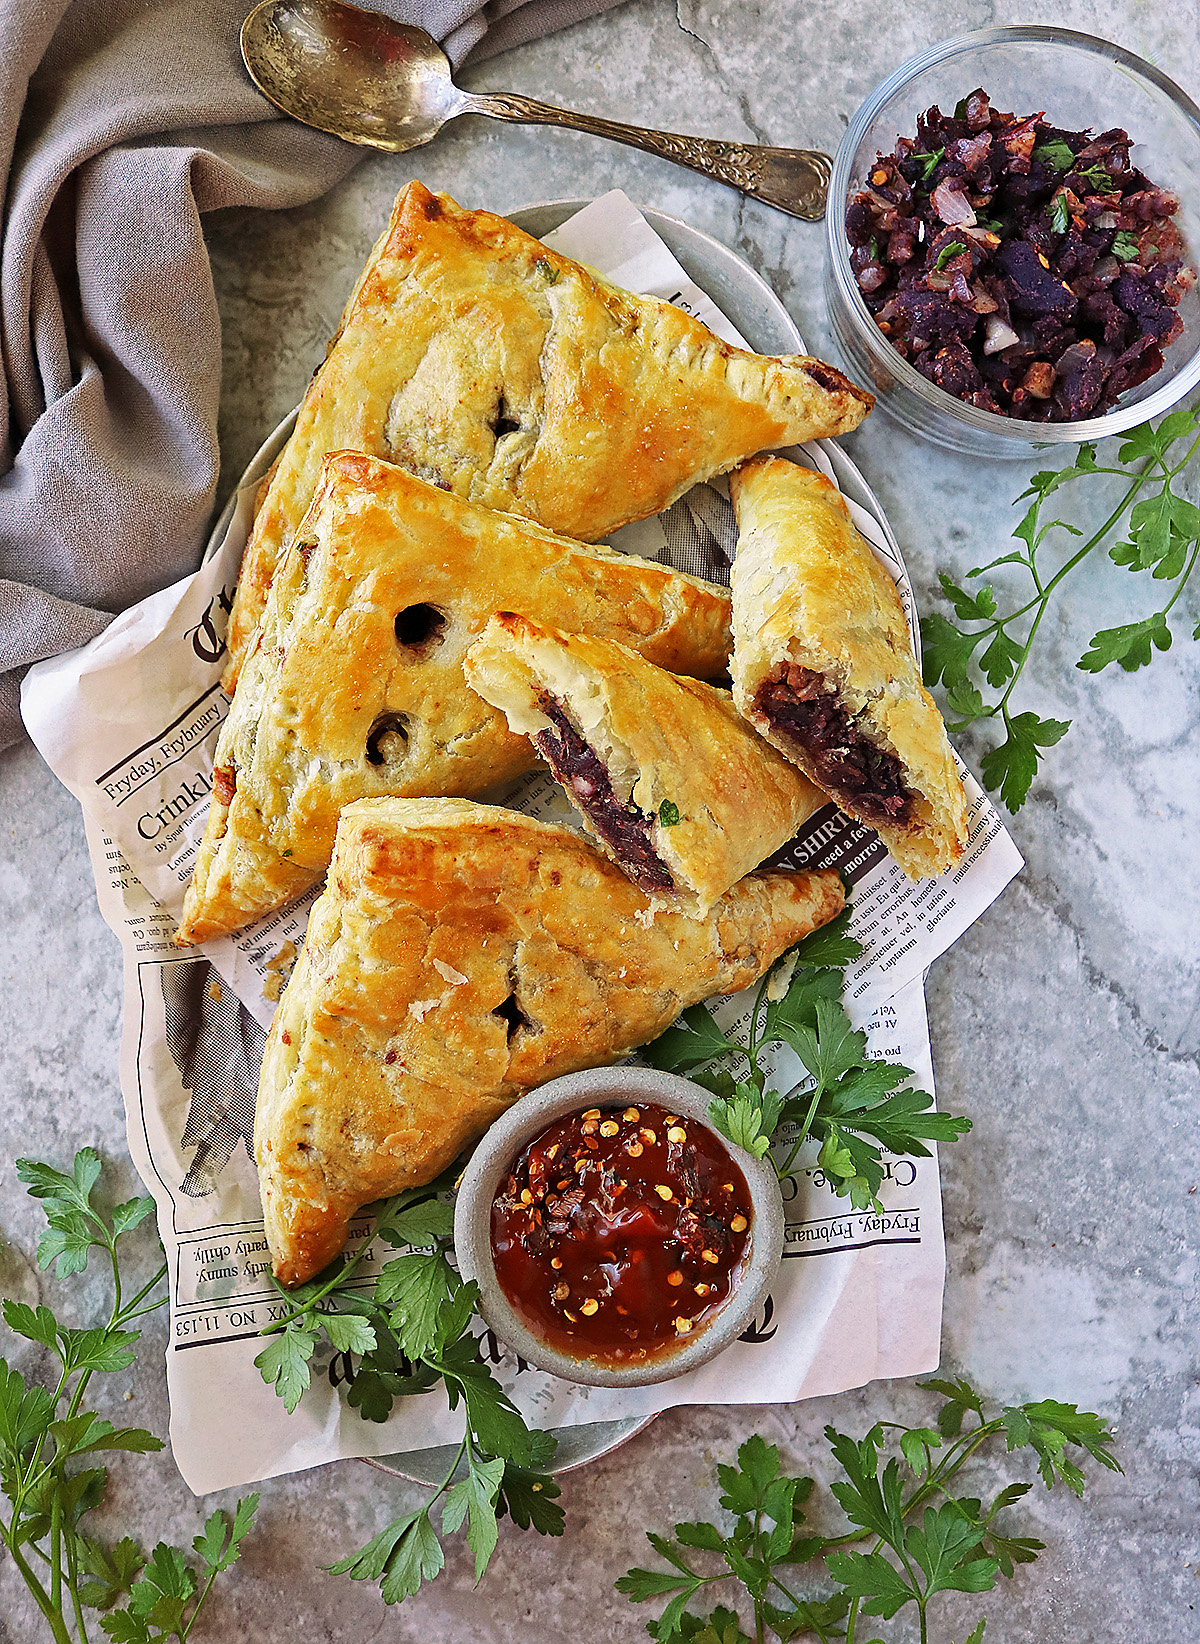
[{"left": 23, "top": 192, "right": 1020, "bottom": 1494}]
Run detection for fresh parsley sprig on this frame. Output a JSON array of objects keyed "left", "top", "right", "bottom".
[
  {"left": 643, "top": 913, "right": 970, "bottom": 1211},
  {"left": 617, "top": 1375, "right": 1120, "bottom": 1643},
  {"left": 923, "top": 407, "right": 1200, "bottom": 811},
  {"left": 254, "top": 1168, "right": 563, "bottom": 1605},
  {"left": 1, "top": 1150, "right": 257, "bottom": 1644}
]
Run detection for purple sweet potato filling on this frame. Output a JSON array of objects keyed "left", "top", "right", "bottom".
[
  {"left": 755, "top": 665, "right": 911, "bottom": 829},
  {"left": 845, "top": 88, "right": 1195, "bottom": 420},
  {"left": 534, "top": 695, "right": 674, "bottom": 895}
]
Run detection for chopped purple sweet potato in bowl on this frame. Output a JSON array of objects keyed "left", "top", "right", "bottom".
[
  {"left": 845, "top": 89, "right": 1194, "bottom": 422},
  {"left": 823, "top": 29, "right": 1200, "bottom": 456}
]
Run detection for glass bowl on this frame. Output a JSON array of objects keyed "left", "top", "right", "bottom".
[{"left": 823, "top": 27, "right": 1200, "bottom": 457}]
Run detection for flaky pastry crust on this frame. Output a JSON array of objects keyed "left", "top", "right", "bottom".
[
  {"left": 176, "top": 452, "right": 732, "bottom": 946},
  {"left": 729, "top": 456, "right": 968, "bottom": 879},
  {"left": 464, "top": 612, "right": 827, "bottom": 916},
  {"left": 256, "top": 797, "right": 844, "bottom": 1284},
  {"left": 224, "top": 180, "right": 872, "bottom": 689}
]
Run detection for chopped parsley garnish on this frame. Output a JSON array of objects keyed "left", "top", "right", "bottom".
[
  {"left": 1073, "top": 162, "right": 1116, "bottom": 194},
  {"left": 933, "top": 241, "right": 967, "bottom": 271},
  {"left": 1032, "top": 137, "right": 1076, "bottom": 172},
  {"left": 1112, "top": 230, "right": 1141, "bottom": 262},
  {"left": 657, "top": 799, "right": 681, "bottom": 827}
]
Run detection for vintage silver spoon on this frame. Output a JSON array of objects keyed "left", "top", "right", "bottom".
[{"left": 240, "top": 0, "right": 830, "bottom": 220}]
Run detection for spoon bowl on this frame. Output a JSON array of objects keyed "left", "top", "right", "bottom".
[
  {"left": 241, "top": 0, "right": 831, "bottom": 219},
  {"left": 242, "top": 0, "right": 463, "bottom": 150}
]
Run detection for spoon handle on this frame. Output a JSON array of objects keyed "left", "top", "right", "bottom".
[{"left": 461, "top": 91, "right": 829, "bottom": 222}]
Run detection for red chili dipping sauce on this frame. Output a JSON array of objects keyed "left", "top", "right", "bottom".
[{"left": 491, "top": 1102, "right": 753, "bottom": 1365}]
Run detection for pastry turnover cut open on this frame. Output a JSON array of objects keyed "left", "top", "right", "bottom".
[
  {"left": 729, "top": 455, "right": 969, "bottom": 880},
  {"left": 464, "top": 611, "right": 827, "bottom": 916},
  {"left": 175, "top": 452, "right": 734, "bottom": 947},
  {"left": 256, "top": 797, "right": 845, "bottom": 1285},
  {"left": 223, "top": 179, "right": 872, "bottom": 691}
]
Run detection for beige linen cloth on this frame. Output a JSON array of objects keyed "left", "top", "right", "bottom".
[{"left": 0, "top": 0, "right": 625, "bottom": 750}]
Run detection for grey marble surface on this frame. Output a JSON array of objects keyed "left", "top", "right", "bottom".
[{"left": 3, "top": 0, "right": 1200, "bottom": 1639}]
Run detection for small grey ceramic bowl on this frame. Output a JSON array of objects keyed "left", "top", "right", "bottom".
[{"left": 453, "top": 1067, "right": 784, "bottom": 1388}]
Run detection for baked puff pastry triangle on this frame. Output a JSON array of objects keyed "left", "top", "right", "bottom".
[
  {"left": 464, "top": 612, "right": 828, "bottom": 916},
  {"left": 176, "top": 452, "right": 733, "bottom": 947},
  {"left": 223, "top": 179, "right": 872, "bottom": 691},
  {"left": 257, "top": 796, "right": 844, "bottom": 1284},
  {"left": 729, "top": 455, "right": 968, "bottom": 880}
]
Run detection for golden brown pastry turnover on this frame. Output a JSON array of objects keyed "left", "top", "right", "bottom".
[
  {"left": 464, "top": 612, "right": 827, "bottom": 916},
  {"left": 223, "top": 179, "right": 872, "bottom": 690},
  {"left": 176, "top": 452, "right": 733, "bottom": 947},
  {"left": 256, "top": 797, "right": 845, "bottom": 1285},
  {"left": 729, "top": 456, "right": 968, "bottom": 880}
]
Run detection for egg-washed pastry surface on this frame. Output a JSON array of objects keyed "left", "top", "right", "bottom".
[
  {"left": 223, "top": 179, "right": 873, "bottom": 690},
  {"left": 729, "top": 456, "right": 968, "bottom": 880},
  {"left": 257, "top": 797, "right": 845, "bottom": 1285},
  {"left": 464, "top": 612, "right": 828, "bottom": 916},
  {"left": 176, "top": 452, "right": 733, "bottom": 947}
]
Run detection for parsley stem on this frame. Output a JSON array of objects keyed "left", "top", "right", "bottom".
[
  {"left": 49, "top": 1490, "right": 62, "bottom": 1618},
  {"left": 845, "top": 1590, "right": 861, "bottom": 1644},
  {"left": 1160, "top": 537, "right": 1200, "bottom": 614},
  {"left": 116, "top": 1261, "right": 169, "bottom": 1323},
  {"left": 775, "top": 1080, "right": 826, "bottom": 1180},
  {"left": 64, "top": 1526, "right": 90, "bottom": 1644},
  {"left": 181, "top": 1552, "right": 224, "bottom": 1642},
  {"left": 994, "top": 468, "right": 1149, "bottom": 718},
  {"left": 5, "top": 1539, "right": 73, "bottom": 1644},
  {"left": 1165, "top": 426, "right": 1200, "bottom": 479}
]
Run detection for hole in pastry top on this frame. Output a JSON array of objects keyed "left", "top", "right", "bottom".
[
  {"left": 489, "top": 396, "right": 521, "bottom": 439},
  {"left": 493, "top": 993, "right": 533, "bottom": 1044},
  {"left": 365, "top": 712, "right": 411, "bottom": 767},
  {"left": 394, "top": 604, "right": 447, "bottom": 652}
]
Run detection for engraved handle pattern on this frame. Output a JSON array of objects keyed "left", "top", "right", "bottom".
[{"left": 463, "top": 92, "right": 830, "bottom": 222}]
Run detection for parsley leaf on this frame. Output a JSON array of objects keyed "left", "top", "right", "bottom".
[
  {"left": 1112, "top": 230, "right": 1141, "bottom": 261},
  {"left": 1077, "top": 612, "right": 1173, "bottom": 673},
  {"left": 647, "top": 917, "right": 968, "bottom": 1206},
  {"left": 708, "top": 1083, "right": 783, "bottom": 1159},
  {"left": 923, "top": 409, "right": 1200, "bottom": 810},
  {"left": 378, "top": 1250, "right": 457, "bottom": 1361},
  {"left": 937, "top": 572, "right": 997, "bottom": 622},
  {"left": 253, "top": 1320, "right": 318, "bottom": 1413},
  {"left": 441, "top": 1452, "right": 505, "bottom": 1580},
  {"left": 3, "top": 1150, "right": 248, "bottom": 1642},
  {"left": 76, "top": 1535, "right": 146, "bottom": 1610},
  {"left": 921, "top": 612, "right": 982, "bottom": 689},
  {"left": 496, "top": 1462, "right": 565, "bottom": 1535},
  {"left": 979, "top": 712, "right": 1071, "bottom": 811},
  {"left": 643, "top": 1003, "right": 743, "bottom": 1077},
  {"left": 659, "top": 798, "right": 682, "bottom": 826},
  {"left": 620, "top": 1377, "right": 1118, "bottom": 1642}
]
